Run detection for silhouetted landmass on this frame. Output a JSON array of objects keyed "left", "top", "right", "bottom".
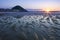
[
  {"left": 0, "top": 5, "right": 28, "bottom": 12},
  {"left": 12, "top": 5, "right": 27, "bottom": 12}
]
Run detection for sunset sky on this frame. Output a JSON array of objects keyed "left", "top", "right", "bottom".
[{"left": 0, "top": 0, "right": 60, "bottom": 11}]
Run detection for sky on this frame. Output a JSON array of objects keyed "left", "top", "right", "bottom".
[{"left": 0, "top": 0, "right": 60, "bottom": 11}]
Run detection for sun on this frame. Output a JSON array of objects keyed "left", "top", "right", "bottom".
[
  {"left": 43, "top": 8, "right": 52, "bottom": 16},
  {"left": 45, "top": 8, "right": 51, "bottom": 13}
]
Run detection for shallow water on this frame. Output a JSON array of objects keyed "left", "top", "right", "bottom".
[{"left": 0, "top": 15, "right": 60, "bottom": 40}]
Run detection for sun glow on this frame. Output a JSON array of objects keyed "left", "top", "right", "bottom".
[
  {"left": 46, "top": 9, "right": 50, "bottom": 13},
  {"left": 45, "top": 8, "right": 51, "bottom": 13},
  {"left": 43, "top": 8, "right": 52, "bottom": 16}
]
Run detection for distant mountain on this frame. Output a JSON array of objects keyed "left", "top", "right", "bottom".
[
  {"left": 12, "top": 5, "right": 28, "bottom": 12},
  {"left": 0, "top": 5, "right": 28, "bottom": 12}
]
